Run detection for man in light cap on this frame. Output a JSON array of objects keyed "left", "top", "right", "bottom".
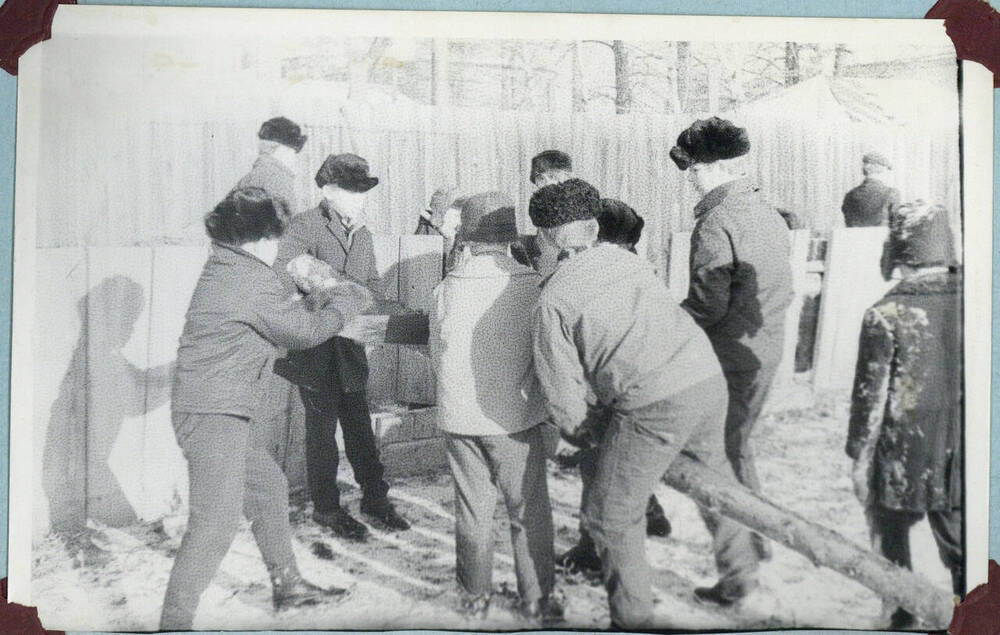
[
  {"left": 237, "top": 116, "right": 308, "bottom": 217},
  {"left": 841, "top": 152, "right": 900, "bottom": 227},
  {"left": 530, "top": 178, "right": 760, "bottom": 627},
  {"left": 670, "top": 117, "right": 793, "bottom": 562},
  {"left": 847, "top": 201, "right": 962, "bottom": 630},
  {"left": 429, "top": 192, "right": 561, "bottom": 624},
  {"left": 273, "top": 153, "right": 411, "bottom": 541}
]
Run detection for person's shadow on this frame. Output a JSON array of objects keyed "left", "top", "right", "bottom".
[{"left": 43, "top": 275, "right": 174, "bottom": 532}]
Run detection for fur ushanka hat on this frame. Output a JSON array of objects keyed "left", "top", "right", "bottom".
[
  {"left": 258, "top": 117, "right": 308, "bottom": 152},
  {"left": 598, "top": 198, "right": 644, "bottom": 251},
  {"left": 669, "top": 117, "right": 750, "bottom": 170},
  {"left": 880, "top": 200, "right": 956, "bottom": 280},
  {"left": 528, "top": 178, "right": 601, "bottom": 228}
]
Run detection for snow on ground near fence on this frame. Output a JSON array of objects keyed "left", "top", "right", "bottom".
[{"left": 30, "top": 388, "right": 952, "bottom": 632}]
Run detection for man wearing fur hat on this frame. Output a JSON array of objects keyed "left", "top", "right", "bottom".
[
  {"left": 273, "top": 153, "right": 411, "bottom": 541},
  {"left": 237, "top": 117, "right": 308, "bottom": 217},
  {"left": 847, "top": 201, "right": 963, "bottom": 630},
  {"left": 670, "top": 117, "right": 793, "bottom": 561},
  {"left": 530, "top": 178, "right": 761, "bottom": 627},
  {"left": 841, "top": 153, "right": 900, "bottom": 228}
]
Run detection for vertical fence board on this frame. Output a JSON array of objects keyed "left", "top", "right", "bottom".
[
  {"left": 35, "top": 248, "right": 88, "bottom": 534},
  {"left": 763, "top": 230, "right": 812, "bottom": 412},
  {"left": 142, "top": 246, "right": 206, "bottom": 519},
  {"left": 667, "top": 231, "right": 691, "bottom": 304},
  {"left": 367, "top": 235, "right": 402, "bottom": 408},
  {"left": 397, "top": 235, "right": 442, "bottom": 405},
  {"left": 812, "top": 228, "right": 894, "bottom": 392},
  {"left": 84, "top": 247, "right": 154, "bottom": 527}
]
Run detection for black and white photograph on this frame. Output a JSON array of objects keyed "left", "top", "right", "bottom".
[{"left": 6, "top": 5, "right": 994, "bottom": 632}]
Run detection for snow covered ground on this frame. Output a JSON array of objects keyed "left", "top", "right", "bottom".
[{"left": 30, "top": 386, "right": 953, "bottom": 633}]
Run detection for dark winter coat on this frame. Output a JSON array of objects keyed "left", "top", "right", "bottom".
[
  {"left": 841, "top": 177, "right": 899, "bottom": 228},
  {"left": 682, "top": 178, "right": 794, "bottom": 373},
  {"left": 272, "top": 200, "right": 389, "bottom": 393},
  {"left": 236, "top": 154, "right": 299, "bottom": 217},
  {"left": 172, "top": 242, "right": 360, "bottom": 418},
  {"left": 846, "top": 271, "right": 962, "bottom": 512}
]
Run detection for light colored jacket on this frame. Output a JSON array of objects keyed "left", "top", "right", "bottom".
[
  {"left": 533, "top": 244, "right": 723, "bottom": 435},
  {"left": 430, "top": 253, "right": 545, "bottom": 436}
]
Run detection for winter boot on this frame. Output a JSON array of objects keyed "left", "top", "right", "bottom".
[
  {"left": 645, "top": 495, "right": 671, "bottom": 537},
  {"left": 360, "top": 497, "right": 410, "bottom": 531},
  {"left": 314, "top": 507, "right": 369, "bottom": 542},
  {"left": 555, "top": 536, "right": 602, "bottom": 574},
  {"left": 271, "top": 566, "right": 348, "bottom": 611},
  {"left": 523, "top": 595, "right": 565, "bottom": 627},
  {"left": 889, "top": 607, "right": 917, "bottom": 630},
  {"left": 693, "top": 577, "right": 756, "bottom": 608},
  {"left": 458, "top": 591, "right": 491, "bottom": 619}
]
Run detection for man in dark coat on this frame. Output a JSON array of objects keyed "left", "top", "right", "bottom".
[
  {"left": 670, "top": 117, "right": 794, "bottom": 560},
  {"left": 273, "top": 153, "right": 410, "bottom": 541},
  {"left": 847, "top": 201, "right": 962, "bottom": 630},
  {"left": 841, "top": 152, "right": 900, "bottom": 228},
  {"left": 237, "top": 117, "right": 308, "bottom": 217}
]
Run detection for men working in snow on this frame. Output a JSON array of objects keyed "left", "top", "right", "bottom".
[
  {"left": 670, "top": 117, "right": 794, "bottom": 560},
  {"left": 529, "top": 178, "right": 760, "bottom": 628}
]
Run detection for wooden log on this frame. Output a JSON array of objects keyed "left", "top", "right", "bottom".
[{"left": 664, "top": 453, "right": 954, "bottom": 627}]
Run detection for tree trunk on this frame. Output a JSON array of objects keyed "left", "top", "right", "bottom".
[
  {"left": 672, "top": 41, "right": 691, "bottom": 114},
  {"left": 833, "top": 43, "right": 849, "bottom": 77},
  {"left": 611, "top": 40, "right": 632, "bottom": 114},
  {"left": 430, "top": 38, "right": 450, "bottom": 106},
  {"left": 571, "top": 41, "right": 586, "bottom": 112},
  {"left": 664, "top": 454, "right": 954, "bottom": 628},
  {"left": 785, "top": 41, "right": 801, "bottom": 86}
]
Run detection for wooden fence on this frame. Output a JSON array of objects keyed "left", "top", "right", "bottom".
[
  {"left": 33, "top": 236, "right": 442, "bottom": 538},
  {"left": 32, "top": 229, "right": 894, "bottom": 537}
]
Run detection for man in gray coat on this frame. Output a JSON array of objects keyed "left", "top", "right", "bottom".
[
  {"left": 237, "top": 116, "right": 308, "bottom": 217},
  {"left": 530, "top": 179, "right": 760, "bottom": 626},
  {"left": 670, "top": 117, "right": 794, "bottom": 560}
]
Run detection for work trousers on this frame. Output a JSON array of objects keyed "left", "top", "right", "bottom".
[
  {"left": 300, "top": 386, "right": 389, "bottom": 511},
  {"left": 721, "top": 359, "right": 780, "bottom": 494},
  {"left": 160, "top": 413, "right": 297, "bottom": 630},
  {"left": 445, "top": 424, "right": 555, "bottom": 604},
  {"left": 867, "top": 505, "right": 964, "bottom": 596},
  {"left": 583, "top": 376, "right": 760, "bottom": 629}
]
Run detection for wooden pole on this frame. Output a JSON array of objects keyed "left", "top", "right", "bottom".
[{"left": 664, "top": 454, "right": 954, "bottom": 627}]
